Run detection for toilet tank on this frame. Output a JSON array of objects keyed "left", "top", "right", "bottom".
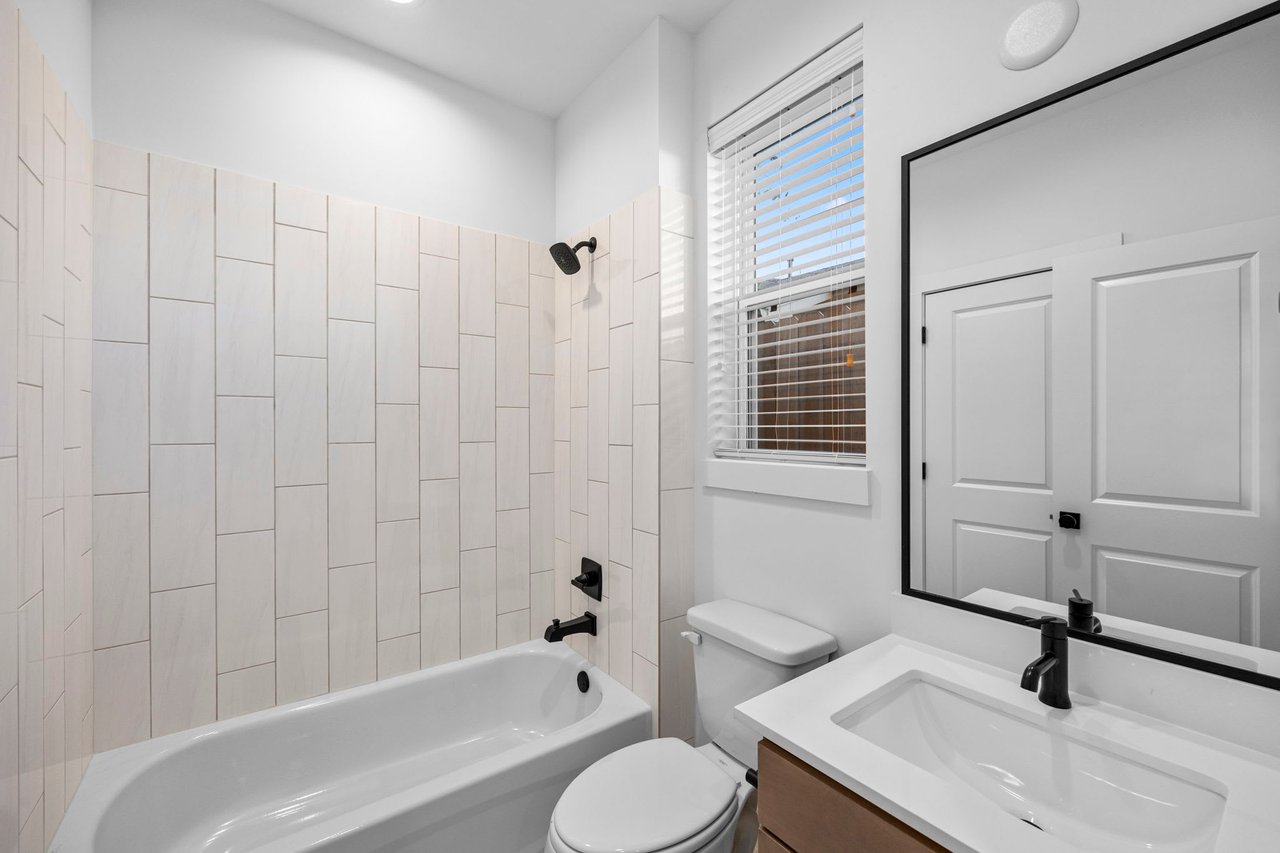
[{"left": 685, "top": 600, "right": 837, "bottom": 770}]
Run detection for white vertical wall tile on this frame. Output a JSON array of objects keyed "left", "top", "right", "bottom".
[
  {"left": 419, "top": 217, "right": 458, "bottom": 259},
  {"left": 609, "top": 326, "right": 633, "bottom": 445},
  {"left": 458, "top": 228, "right": 495, "bottom": 336},
  {"left": 150, "top": 298, "right": 214, "bottom": 444},
  {"left": 554, "top": 341, "right": 569, "bottom": 441},
  {"left": 496, "top": 509, "right": 529, "bottom": 614},
  {"left": 610, "top": 203, "right": 634, "bottom": 328},
  {"left": 92, "top": 187, "right": 148, "bottom": 343},
  {"left": 0, "top": 5, "right": 17, "bottom": 223},
  {"left": 275, "top": 485, "right": 327, "bottom": 618},
  {"left": 660, "top": 361, "right": 693, "bottom": 490},
  {"left": 419, "top": 368, "right": 458, "bottom": 480},
  {"left": 328, "top": 444, "right": 375, "bottom": 567},
  {"left": 531, "top": 472, "right": 554, "bottom": 574},
  {"left": 16, "top": 592, "right": 39, "bottom": 827},
  {"left": 496, "top": 408, "right": 529, "bottom": 511},
  {"left": 215, "top": 259, "right": 274, "bottom": 397},
  {"left": 588, "top": 369, "right": 608, "bottom": 482},
  {"left": 570, "top": 300, "right": 587, "bottom": 406},
  {"left": 496, "top": 235, "right": 529, "bottom": 306},
  {"left": 15, "top": 165, "right": 39, "bottom": 387},
  {"left": 633, "top": 406, "right": 659, "bottom": 534},
  {"left": 275, "top": 224, "right": 327, "bottom": 358},
  {"left": 150, "top": 444, "right": 215, "bottom": 590},
  {"left": 275, "top": 184, "right": 327, "bottom": 232},
  {"left": 16, "top": 21, "right": 41, "bottom": 180},
  {"left": 44, "top": 133, "right": 66, "bottom": 325},
  {"left": 530, "top": 374, "right": 553, "bottom": 474},
  {"left": 277, "top": 610, "right": 327, "bottom": 703},
  {"left": 377, "top": 634, "right": 419, "bottom": 680},
  {"left": 217, "top": 663, "right": 275, "bottom": 720},
  {"left": 554, "top": 271, "right": 569, "bottom": 344},
  {"left": 376, "top": 404, "right": 418, "bottom": 522},
  {"left": 496, "top": 304, "right": 528, "bottom": 407},
  {"left": 609, "top": 447, "right": 633, "bottom": 568},
  {"left": 16, "top": 386, "right": 38, "bottom": 603},
  {"left": 375, "top": 285, "right": 418, "bottom": 404},
  {"left": 497, "top": 610, "right": 529, "bottom": 648},
  {"left": 632, "top": 532, "right": 658, "bottom": 665},
  {"left": 328, "top": 320, "right": 375, "bottom": 444},
  {"left": 420, "top": 479, "right": 459, "bottom": 593},
  {"left": 420, "top": 589, "right": 460, "bottom": 668},
  {"left": 459, "top": 443, "right": 496, "bottom": 550},
  {"left": 570, "top": 408, "right": 587, "bottom": 514},
  {"left": 275, "top": 356, "right": 327, "bottom": 486},
  {"left": 633, "top": 187, "right": 660, "bottom": 281},
  {"left": 376, "top": 520, "right": 420, "bottom": 641},
  {"left": 215, "top": 171, "right": 274, "bottom": 264},
  {"left": 659, "top": 616, "right": 695, "bottom": 740},
  {"left": 149, "top": 155, "right": 214, "bottom": 302},
  {"left": 328, "top": 197, "right": 374, "bottom": 322},
  {"left": 419, "top": 255, "right": 459, "bottom": 369},
  {"left": 459, "top": 335, "right": 495, "bottom": 442},
  {"left": 92, "top": 642, "right": 149, "bottom": 751},
  {"left": 150, "top": 585, "right": 216, "bottom": 737},
  {"left": 94, "top": 142, "right": 148, "bottom": 196},
  {"left": 588, "top": 256, "right": 610, "bottom": 370},
  {"left": 660, "top": 232, "right": 694, "bottom": 362},
  {"left": 375, "top": 207, "right": 417, "bottom": 290},
  {"left": 660, "top": 489, "right": 694, "bottom": 621},
  {"left": 530, "top": 572, "right": 554, "bottom": 637},
  {"left": 92, "top": 493, "right": 148, "bottom": 648},
  {"left": 216, "top": 396, "right": 274, "bottom": 534},
  {"left": 554, "top": 442, "right": 569, "bottom": 543},
  {"left": 91, "top": 341, "right": 147, "bottom": 494},
  {"left": 328, "top": 563, "right": 376, "bottom": 690},
  {"left": 632, "top": 274, "right": 659, "bottom": 405},
  {"left": 216, "top": 531, "right": 275, "bottom": 673},
  {"left": 608, "top": 563, "right": 632, "bottom": 688},
  {"left": 529, "top": 274, "right": 554, "bottom": 375},
  {"left": 588, "top": 481, "right": 609, "bottom": 570},
  {"left": 633, "top": 654, "right": 658, "bottom": 738},
  {"left": 460, "top": 548, "right": 496, "bottom": 658}
]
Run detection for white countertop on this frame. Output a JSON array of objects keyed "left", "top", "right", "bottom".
[{"left": 735, "top": 634, "right": 1280, "bottom": 853}]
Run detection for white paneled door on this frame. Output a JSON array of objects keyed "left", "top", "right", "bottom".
[
  {"left": 1052, "top": 217, "right": 1280, "bottom": 649},
  {"left": 923, "top": 217, "right": 1280, "bottom": 649},
  {"left": 923, "top": 273, "right": 1055, "bottom": 600}
]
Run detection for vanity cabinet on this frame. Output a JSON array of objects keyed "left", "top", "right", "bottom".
[{"left": 757, "top": 739, "right": 947, "bottom": 853}]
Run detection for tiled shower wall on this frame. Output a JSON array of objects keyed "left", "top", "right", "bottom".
[
  {"left": 1, "top": 4, "right": 97, "bottom": 849},
  {"left": 89, "top": 157, "right": 695, "bottom": 746},
  {"left": 89, "top": 144, "right": 562, "bottom": 748},
  {"left": 556, "top": 189, "right": 696, "bottom": 740}
]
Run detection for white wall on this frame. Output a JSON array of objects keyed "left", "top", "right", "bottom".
[
  {"left": 554, "top": 20, "right": 660, "bottom": 237},
  {"left": 691, "top": 0, "right": 1272, "bottom": 655},
  {"left": 92, "top": 0, "right": 555, "bottom": 243},
  {"left": 17, "top": 0, "right": 92, "bottom": 120}
]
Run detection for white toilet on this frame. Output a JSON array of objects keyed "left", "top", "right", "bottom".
[{"left": 545, "top": 599, "right": 837, "bottom": 853}]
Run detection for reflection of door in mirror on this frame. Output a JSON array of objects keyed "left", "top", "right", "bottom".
[{"left": 923, "top": 217, "right": 1280, "bottom": 657}]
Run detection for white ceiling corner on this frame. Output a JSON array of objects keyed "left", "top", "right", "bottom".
[{"left": 252, "top": 0, "right": 733, "bottom": 117}]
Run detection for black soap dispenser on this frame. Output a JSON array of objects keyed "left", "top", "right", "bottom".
[{"left": 1068, "top": 588, "right": 1102, "bottom": 634}]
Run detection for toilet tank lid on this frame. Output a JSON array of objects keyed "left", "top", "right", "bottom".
[{"left": 686, "top": 599, "right": 837, "bottom": 666}]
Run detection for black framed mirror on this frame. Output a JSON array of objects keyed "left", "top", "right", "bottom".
[{"left": 901, "top": 1, "right": 1280, "bottom": 690}]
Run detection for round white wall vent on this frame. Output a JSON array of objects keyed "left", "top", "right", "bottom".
[{"left": 999, "top": 0, "right": 1080, "bottom": 70}]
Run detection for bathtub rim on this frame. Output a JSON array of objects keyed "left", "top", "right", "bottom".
[{"left": 53, "top": 640, "right": 650, "bottom": 853}]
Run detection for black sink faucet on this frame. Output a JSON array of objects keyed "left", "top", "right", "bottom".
[
  {"left": 1020, "top": 617, "right": 1072, "bottom": 709},
  {"left": 544, "top": 613, "right": 597, "bottom": 643}
]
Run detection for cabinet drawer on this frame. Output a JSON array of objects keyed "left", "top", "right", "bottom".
[
  {"left": 757, "top": 739, "right": 947, "bottom": 853},
  {"left": 757, "top": 827, "right": 796, "bottom": 853}
]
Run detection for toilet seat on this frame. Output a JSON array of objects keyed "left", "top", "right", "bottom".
[{"left": 550, "top": 738, "right": 741, "bottom": 853}]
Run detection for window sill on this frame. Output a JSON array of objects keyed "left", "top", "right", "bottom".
[{"left": 701, "top": 458, "right": 871, "bottom": 506}]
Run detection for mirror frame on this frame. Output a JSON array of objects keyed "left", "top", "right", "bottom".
[{"left": 899, "top": 0, "right": 1280, "bottom": 691}]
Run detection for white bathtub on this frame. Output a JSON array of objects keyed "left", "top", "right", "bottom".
[{"left": 53, "top": 641, "right": 649, "bottom": 853}]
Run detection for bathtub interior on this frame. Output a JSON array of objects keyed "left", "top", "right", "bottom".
[{"left": 89, "top": 644, "right": 615, "bottom": 852}]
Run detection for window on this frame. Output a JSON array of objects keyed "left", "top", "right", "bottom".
[{"left": 708, "top": 31, "right": 866, "bottom": 465}]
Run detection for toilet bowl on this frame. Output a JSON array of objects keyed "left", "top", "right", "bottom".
[{"left": 545, "top": 599, "right": 837, "bottom": 853}]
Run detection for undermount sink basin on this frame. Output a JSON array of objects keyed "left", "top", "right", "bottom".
[{"left": 834, "top": 675, "right": 1227, "bottom": 853}]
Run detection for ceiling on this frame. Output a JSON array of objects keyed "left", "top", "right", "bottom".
[{"left": 253, "top": 0, "right": 733, "bottom": 117}]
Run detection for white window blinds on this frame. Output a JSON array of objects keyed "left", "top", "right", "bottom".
[{"left": 708, "top": 31, "right": 866, "bottom": 464}]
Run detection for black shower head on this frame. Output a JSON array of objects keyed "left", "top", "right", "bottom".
[{"left": 549, "top": 237, "right": 597, "bottom": 276}]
